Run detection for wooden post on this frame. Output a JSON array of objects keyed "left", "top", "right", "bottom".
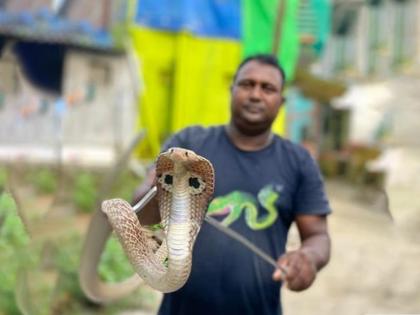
[{"left": 272, "top": 0, "right": 287, "bottom": 56}]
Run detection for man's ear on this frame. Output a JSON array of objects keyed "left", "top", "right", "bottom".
[
  {"left": 275, "top": 97, "right": 286, "bottom": 111},
  {"left": 280, "top": 96, "right": 286, "bottom": 105}
]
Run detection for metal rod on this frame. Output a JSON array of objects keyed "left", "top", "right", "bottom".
[
  {"left": 204, "top": 216, "right": 278, "bottom": 269},
  {"left": 133, "top": 186, "right": 157, "bottom": 213}
]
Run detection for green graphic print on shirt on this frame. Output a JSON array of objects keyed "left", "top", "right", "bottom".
[{"left": 207, "top": 185, "right": 280, "bottom": 230}]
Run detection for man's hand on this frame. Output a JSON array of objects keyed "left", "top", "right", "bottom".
[
  {"left": 272, "top": 215, "right": 331, "bottom": 291},
  {"left": 272, "top": 249, "right": 317, "bottom": 291}
]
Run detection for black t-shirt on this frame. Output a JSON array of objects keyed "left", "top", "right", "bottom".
[{"left": 158, "top": 125, "right": 331, "bottom": 315}]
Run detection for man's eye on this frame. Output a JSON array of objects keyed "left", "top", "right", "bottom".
[
  {"left": 238, "top": 81, "right": 252, "bottom": 88},
  {"left": 263, "top": 85, "right": 277, "bottom": 93}
]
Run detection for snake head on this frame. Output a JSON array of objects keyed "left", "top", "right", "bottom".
[
  {"left": 156, "top": 147, "right": 215, "bottom": 227},
  {"left": 156, "top": 147, "right": 214, "bottom": 196}
]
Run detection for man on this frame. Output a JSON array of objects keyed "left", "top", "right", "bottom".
[{"left": 135, "top": 54, "right": 331, "bottom": 315}]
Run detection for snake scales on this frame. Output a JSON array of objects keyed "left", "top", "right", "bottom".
[{"left": 80, "top": 147, "right": 214, "bottom": 299}]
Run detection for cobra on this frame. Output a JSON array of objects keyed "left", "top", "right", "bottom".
[{"left": 79, "top": 147, "right": 214, "bottom": 300}]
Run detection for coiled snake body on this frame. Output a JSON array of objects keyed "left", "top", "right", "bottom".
[{"left": 101, "top": 148, "right": 214, "bottom": 293}]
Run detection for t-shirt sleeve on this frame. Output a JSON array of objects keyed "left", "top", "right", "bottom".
[{"left": 293, "top": 149, "right": 332, "bottom": 216}]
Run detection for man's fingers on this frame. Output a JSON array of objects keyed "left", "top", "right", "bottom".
[
  {"left": 272, "top": 265, "right": 288, "bottom": 280},
  {"left": 285, "top": 266, "right": 305, "bottom": 290},
  {"left": 273, "top": 250, "right": 315, "bottom": 288},
  {"left": 272, "top": 269, "right": 283, "bottom": 281},
  {"left": 284, "top": 251, "right": 317, "bottom": 291},
  {"left": 272, "top": 260, "right": 289, "bottom": 281}
]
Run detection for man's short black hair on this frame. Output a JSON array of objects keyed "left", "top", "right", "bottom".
[{"left": 233, "top": 54, "right": 286, "bottom": 87}]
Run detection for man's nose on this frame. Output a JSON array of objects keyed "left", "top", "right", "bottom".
[{"left": 249, "top": 86, "right": 262, "bottom": 101}]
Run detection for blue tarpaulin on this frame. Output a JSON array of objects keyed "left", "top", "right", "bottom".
[{"left": 135, "top": 0, "right": 241, "bottom": 39}]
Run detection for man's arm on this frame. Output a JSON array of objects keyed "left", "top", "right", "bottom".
[{"left": 272, "top": 214, "right": 330, "bottom": 291}]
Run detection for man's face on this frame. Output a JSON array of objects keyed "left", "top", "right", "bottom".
[{"left": 230, "top": 60, "right": 284, "bottom": 136}]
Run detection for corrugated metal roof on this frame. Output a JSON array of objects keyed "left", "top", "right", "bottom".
[{"left": 0, "top": 0, "right": 128, "bottom": 50}]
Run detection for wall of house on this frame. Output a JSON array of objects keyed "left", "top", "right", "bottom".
[
  {"left": 319, "top": 0, "right": 419, "bottom": 79},
  {"left": 0, "top": 46, "right": 137, "bottom": 167},
  {"left": 322, "top": 0, "right": 420, "bottom": 239}
]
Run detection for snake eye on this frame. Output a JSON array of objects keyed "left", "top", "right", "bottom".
[
  {"left": 158, "top": 172, "right": 173, "bottom": 192},
  {"left": 164, "top": 174, "right": 173, "bottom": 185},
  {"left": 189, "top": 177, "right": 200, "bottom": 189},
  {"left": 188, "top": 176, "right": 205, "bottom": 194}
]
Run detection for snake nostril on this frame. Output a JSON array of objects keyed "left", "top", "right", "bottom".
[
  {"left": 185, "top": 151, "right": 188, "bottom": 157},
  {"left": 170, "top": 149, "right": 174, "bottom": 153}
]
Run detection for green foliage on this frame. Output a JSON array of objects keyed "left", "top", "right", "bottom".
[
  {"left": 53, "top": 233, "right": 86, "bottom": 301},
  {"left": 73, "top": 173, "right": 97, "bottom": 213},
  {"left": 0, "top": 165, "right": 151, "bottom": 314},
  {"left": 0, "top": 193, "right": 34, "bottom": 315},
  {"left": 111, "top": 170, "right": 141, "bottom": 202},
  {"left": 0, "top": 192, "right": 30, "bottom": 248},
  {"left": 0, "top": 291, "right": 20, "bottom": 315},
  {"left": 150, "top": 223, "right": 163, "bottom": 231},
  {"left": 29, "top": 168, "right": 57, "bottom": 194},
  {"left": 0, "top": 167, "right": 7, "bottom": 191},
  {"left": 99, "top": 235, "right": 134, "bottom": 282}
]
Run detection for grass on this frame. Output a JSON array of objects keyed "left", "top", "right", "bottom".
[{"left": 0, "top": 166, "right": 157, "bottom": 315}]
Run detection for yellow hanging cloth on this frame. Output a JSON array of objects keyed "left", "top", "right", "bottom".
[
  {"left": 129, "top": 27, "right": 286, "bottom": 158},
  {"left": 171, "top": 32, "right": 241, "bottom": 133},
  {"left": 129, "top": 26, "right": 176, "bottom": 158}
]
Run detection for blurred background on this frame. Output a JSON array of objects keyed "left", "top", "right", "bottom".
[{"left": 0, "top": 0, "right": 419, "bottom": 314}]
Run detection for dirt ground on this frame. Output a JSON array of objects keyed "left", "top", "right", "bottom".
[{"left": 282, "top": 180, "right": 420, "bottom": 315}]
